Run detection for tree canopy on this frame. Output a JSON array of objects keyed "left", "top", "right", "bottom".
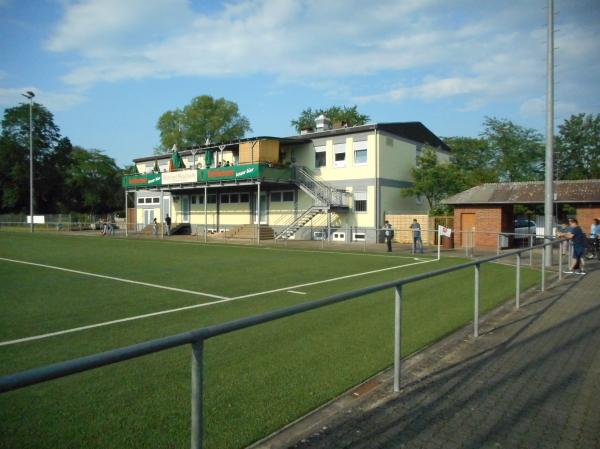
[
  {"left": 291, "top": 105, "right": 370, "bottom": 133},
  {"left": 0, "top": 102, "right": 123, "bottom": 215},
  {"left": 555, "top": 113, "right": 600, "bottom": 180},
  {"left": 156, "top": 95, "right": 252, "bottom": 153}
]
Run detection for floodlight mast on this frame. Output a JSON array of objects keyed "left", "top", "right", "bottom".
[
  {"left": 22, "top": 91, "right": 35, "bottom": 232},
  {"left": 544, "top": 0, "right": 554, "bottom": 266}
]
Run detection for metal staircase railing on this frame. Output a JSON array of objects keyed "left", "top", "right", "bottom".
[
  {"left": 274, "top": 205, "right": 327, "bottom": 240},
  {"left": 293, "top": 166, "right": 349, "bottom": 207}
]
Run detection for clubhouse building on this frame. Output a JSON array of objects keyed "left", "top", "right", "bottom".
[{"left": 123, "top": 117, "right": 450, "bottom": 241}]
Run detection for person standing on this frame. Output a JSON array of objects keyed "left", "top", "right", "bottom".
[
  {"left": 384, "top": 220, "right": 394, "bottom": 252},
  {"left": 152, "top": 217, "right": 158, "bottom": 237},
  {"left": 410, "top": 219, "right": 424, "bottom": 254},
  {"left": 165, "top": 214, "right": 172, "bottom": 236},
  {"left": 108, "top": 214, "right": 115, "bottom": 236},
  {"left": 560, "top": 218, "right": 586, "bottom": 275}
]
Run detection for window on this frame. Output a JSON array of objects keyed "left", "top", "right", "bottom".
[
  {"left": 333, "top": 143, "right": 346, "bottom": 167},
  {"left": 332, "top": 232, "right": 346, "bottom": 242},
  {"left": 315, "top": 145, "right": 326, "bottom": 168},
  {"left": 221, "top": 194, "right": 230, "bottom": 204},
  {"left": 353, "top": 232, "right": 366, "bottom": 242},
  {"left": 354, "top": 191, "right": 367, "bottom": 212},
  {"left": 282, "top": 191, "right": 295, "bottom": 202},
  {"left": 229, "top": 193, "right": 239, "bottom": 204},
  {"left": 354, "top": 149, "right": 367, "bottom": 165},
  {"left": 207, "top": 194, "right": 217, "bottom": 204},
  {"left": 145, "top": 198, "right": 152, "bottom": 204},
  {"left": 240, "top": 193, "right": 249, "bottom": 203},
  {"left": 270, "top": 192, "right": 282, "bottom": 202},
  {"left": 198, "top": 195, "right": 204, "bottom": 204},
  {"left": 191, "top": 195, "right": 197, "bottom": 204},
  {"left": 152, "top": 198, "right": 160, "bottom": 204},
  {"left": 137, "top": 198, "right": 144, "bottom": 205}
]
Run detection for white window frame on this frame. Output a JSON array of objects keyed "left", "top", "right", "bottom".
[
  {"left": 333, "top": 143, "right": 346, "bottom": 168},
  {"left": 314, "top": 145, "right": 326, "bottom": 168},
  {"left": 353, "top": 142, "right": 368, "bottom": 166},
  {"left": 352, "top": 232, "right": 366, "bottom": 242},
  {"left": 353, "top": 191, "right": 367, "bottom": 213},
  {"left": 332, "top": 231, "right": 346, "bottom": 242}
]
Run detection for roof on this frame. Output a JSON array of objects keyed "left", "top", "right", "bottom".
[
  {"left": 284, "top": 121, "right": 451, "bottom": 152},
  {"left": 443, "top": 180, "right": 600, "bottom": 205},
  {"left": 132, "top": 122, "right": 449, "bottom": 163}
]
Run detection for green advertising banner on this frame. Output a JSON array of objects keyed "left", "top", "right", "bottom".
[
  {"left": 122, "top": 173, "right": 162, "bottom": 188},
  {"left": 123, "top": 164, "right": 293, "bottom": 187}
]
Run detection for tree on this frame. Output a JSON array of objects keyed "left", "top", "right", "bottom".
[
  {"left": 555, "top": 113, "right": 600, "bottom": 180},
  {"left": 401, "top": 147, "right": 467, "bottom": 214},
  {"left": 156, "top": 95, "right": 251, "bottom": 152},
  {"left": 291, "top": 105, "right": 370, "bottom": 133},
  {"left": 65, "top": 147, "right": 122, "bottom": 214},
  {"left": 443, "top": 136, "right": 496, "bottom": 186},
  {"left": 480, "top": 117, "right": 544, "bottom": 182},
  {"left": 0, "top": 102, "right": 62, "bottom": 213}
]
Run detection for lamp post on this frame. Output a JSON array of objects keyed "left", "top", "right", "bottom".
[{"left": 22, "top": 91, "right": 35, "bottom": 232}]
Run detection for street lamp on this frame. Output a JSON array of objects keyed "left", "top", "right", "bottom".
[{"left": 22, "top": 91, "right": 34, "bottom": 232}]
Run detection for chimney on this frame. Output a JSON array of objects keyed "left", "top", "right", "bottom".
[{"left": 315, "top": 114, "right": 332, "bottom": 132}]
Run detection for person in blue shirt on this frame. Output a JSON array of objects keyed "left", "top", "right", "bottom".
[
  {"left": 410, "top": 219, "right": 424, "bottom": 254},
  {"left": 560, "top": 218, "right": 586, "bottom": 275},
  {"left": 591, "top": 218, "right": 599, "bottom": 239}
]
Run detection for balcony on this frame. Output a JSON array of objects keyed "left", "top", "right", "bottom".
[{"left": 122, "top": 163, "right": 294, "bottom": 189}]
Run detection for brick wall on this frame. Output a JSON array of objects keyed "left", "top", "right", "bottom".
[
  {"left": 576, "top": 205, "right": 600, "bottom": 235},
  {"left": 453, "top": 205, "right": 513, "bottom": 249},
  {"left": 385, "top": 214, "right": 432, "bottom": 244}
]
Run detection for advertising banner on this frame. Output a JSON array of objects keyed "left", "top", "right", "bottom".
[
  {"left": 161, "top": 170, "right": 198, "bottom": 185},
  {"left": 123, "top": 173, "right": 162, "bottom": 188}
]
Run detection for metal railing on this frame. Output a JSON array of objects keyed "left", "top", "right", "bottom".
[
  {"left": 0, "top": 239, "right": 565, "bottom": 448},
  {"left": 294, "top": 166, "right": 349, "bottom": 207}
]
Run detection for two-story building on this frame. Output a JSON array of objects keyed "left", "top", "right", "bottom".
[{"left": 123, "top": 118, "right": 450, "bottom": 242}]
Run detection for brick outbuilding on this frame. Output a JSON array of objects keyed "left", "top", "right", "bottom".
[{"left": 443, "top": 180, "right": 600, "bottom": 249}]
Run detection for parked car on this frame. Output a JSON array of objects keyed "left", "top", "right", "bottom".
[{"left": 514, "top": 219, "right": 537, "bottom": 240}]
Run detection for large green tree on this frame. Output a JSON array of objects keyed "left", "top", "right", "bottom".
[
  {"left": 555, "top": 113, "right": 600, "bottom": 180},
  {"left": 480, "top": 117, "right": 544, "bottom": 182},
  {"left": 0, "top": 102, "right": 62, "bottom": 213},
  {"left": 401, "top": 147, "right": 467, "bottom": 214},
  {"left": 291, "top": 105, "right": 370, "bottom": 133},
  {"left": 442, "top": 136, "right": 496, "bottom": 186},
  {"left": 156, "top": 95, "right": 252, "bottom": 153}
]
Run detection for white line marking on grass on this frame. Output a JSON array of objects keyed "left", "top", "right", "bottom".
[
  {"left": 232, "top": 259, "right": 436, "bottom": 300},
  {"left": 0, "top": 257, "right": 229, "bottom": 300},
  {"left": 0, "top": 297, "right": 244, "bottom": 347},
  {"left": 287, "top": 290, "right": 306, "bottom": 295},
  {"left": 0, "top": 257, "right": 437, "bottom": 347}
]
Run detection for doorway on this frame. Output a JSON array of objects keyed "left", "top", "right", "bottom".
[
  {"left": 252, "top": 192, "right": 268, "bottom": 224},
  {"left": 460, "top": 213, "right": 476, "bottom": 247}
]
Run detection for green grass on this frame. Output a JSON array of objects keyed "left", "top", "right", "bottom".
[{"left": 0, "top": 232, "right": 541, "bottom": 449}]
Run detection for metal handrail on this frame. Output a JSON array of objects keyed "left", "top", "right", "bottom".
[
  {"left": 294, "top": 166, "right": 349, "bottom": 207},
  {"left": 274, "top": 205, "right": 325, "bottom": 239},
  {"left": 0, "top": 239, "right": 564, "bottom": 449}
]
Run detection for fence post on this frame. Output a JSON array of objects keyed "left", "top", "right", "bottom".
[
  {"left": 558, "top": 242, "right": 563, "bottom": 281},
  {"left": 541, "top": 245, "right": 546, "bottom": 292},
  {"left": 529, "top": 235, "right": 533, "bottom": 266},
  {"left": 474, "top": 263, "right": 480, "bottom": 337},
  {"left": 191, "top": 340, "right": 204, "bottom": 449},
  {"left": 393, "top": 285, "right": 402, "bottom": 392},
  {"left": 516, "top": 252, "right": 521, "bottom": 309}
]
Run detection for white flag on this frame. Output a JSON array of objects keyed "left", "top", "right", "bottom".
[{"left": 438, "top": 225, "right": 452, "bottom": 238}]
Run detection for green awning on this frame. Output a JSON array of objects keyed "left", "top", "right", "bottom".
[
  {"left": 171, "top": 151, "right": 185, "bottom": 170},
  {"left": 204, "top": 150, "right": 213, "bottom": 166}
]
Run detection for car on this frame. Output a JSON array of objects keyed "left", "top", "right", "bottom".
[{"left": 514, "top": 219, "right": 537, "bottom": 240}]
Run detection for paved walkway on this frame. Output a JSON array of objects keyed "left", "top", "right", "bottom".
[{"left": 254, "top": 261, "right": 600, "bottom": 449}]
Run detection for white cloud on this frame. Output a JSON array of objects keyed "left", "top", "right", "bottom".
[
  {"left": 44, "top": 0, "right": 600, "bottom": 115},
  {"left": 0, "top": 87, "right": 86, "bottom": 111}
]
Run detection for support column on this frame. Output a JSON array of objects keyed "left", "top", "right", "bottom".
[
  {"left": 393, "top": 285, "right": 402, "bottom": 392},
  {"left": 124, "top": 190, "right": 128, "bottom": 237},
  {"left": 257, "top": 182, "right": 261, "bottom": 245},
  {"left": 161, "top": 190, "right": 164, "bottom": 240},
  {"left": 204, "top": 185, "right": 208, "bottom": 243}
]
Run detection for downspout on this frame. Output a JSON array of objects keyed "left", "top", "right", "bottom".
[{"left": 375, "top": 128, "right": 380, "bottom": 232}]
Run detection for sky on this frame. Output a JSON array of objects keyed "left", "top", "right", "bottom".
[{"left": 0, "top": 0, "right": 599, "bottom": 167}]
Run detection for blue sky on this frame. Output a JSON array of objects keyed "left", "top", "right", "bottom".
[{"left": 1, "top": 0, "right": 599, "bottom": 167}]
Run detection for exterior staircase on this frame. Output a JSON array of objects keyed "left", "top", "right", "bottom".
[
  {"left": 226, "top": 224, "right": 275, "bottom": 240},
  {"left": 275, "top": 166, "right": 350, "bottom": 240}
]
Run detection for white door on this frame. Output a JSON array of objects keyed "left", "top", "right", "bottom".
[
  {"left": 163, "top": 197, "right": 171, "bottom": 223},
  {"left": 181, "top": 196, "right": 190, "bottom": 223},
  {"left": 144, "top": 209, "right": 154, "bottom": 226},
  {"left": 253, "top": 193, "right": 268, "bottom": 224}
]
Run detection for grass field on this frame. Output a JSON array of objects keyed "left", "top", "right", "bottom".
[{"left": 0, "top": 232, "right": 541, "bottom": 449}]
